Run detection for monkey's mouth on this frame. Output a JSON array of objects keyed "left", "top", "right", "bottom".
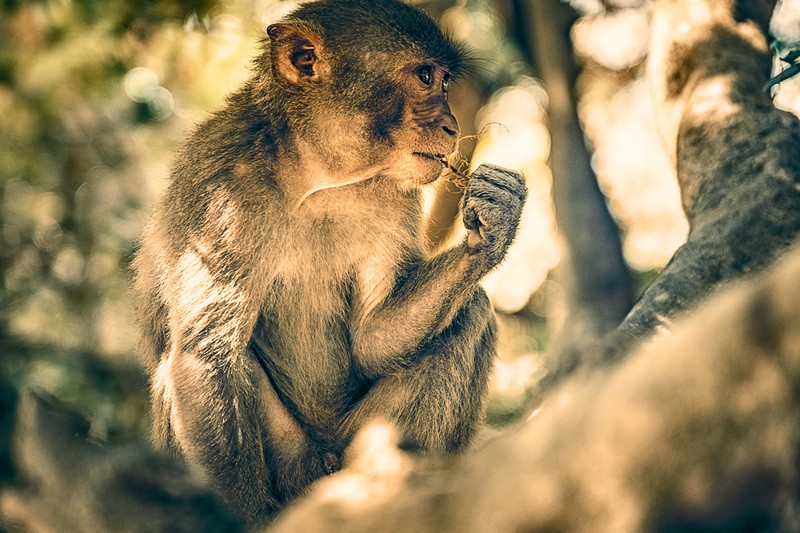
[{"left": 412, "top": 152, "right": 447, "bottom": 165}]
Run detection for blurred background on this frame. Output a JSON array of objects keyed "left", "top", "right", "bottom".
[{"left": 1, "top": 0, "right": 799, "bottom": 487}]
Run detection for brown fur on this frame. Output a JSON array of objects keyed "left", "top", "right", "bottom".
[{"left": 131, "top": 0, "right": 525, "bottom": 526}]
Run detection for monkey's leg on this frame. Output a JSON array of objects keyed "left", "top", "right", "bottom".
[
  {"left": 247, "top": 341, "right": 340, "bottom": 503},
  {"left": 345, "top": 288, "right": 496, "bottom": 452},
  {"left": 156, "top": 346, "right": 303, "bottom": 525}
]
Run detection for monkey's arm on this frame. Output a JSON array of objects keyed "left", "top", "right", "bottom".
[
  {"left": 352, "top": 164, "right": 525, "bottom": 376},
  {"left": 161, "top": 344, "right": 279, "bottom": 522},
  {"left": 157, "top": 250, "right": 284, "bottom": 525},
  {"left": 140, "top": 182, "right": 290, "bottom": 525}
]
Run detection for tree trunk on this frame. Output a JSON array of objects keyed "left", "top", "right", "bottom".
[
  {"left": 519, "top": 0, "right": 633, "bottom": 378},
  {"left": 598, "top": 0, "right": 800, "bottom": 362}
]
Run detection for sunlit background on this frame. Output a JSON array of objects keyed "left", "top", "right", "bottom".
[{"left": 1, "top": 0, "right": 799, "bottom": 462}]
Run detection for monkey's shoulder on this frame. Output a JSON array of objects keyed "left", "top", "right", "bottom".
[{"left": 171, "top": 98, "right": 280, "bottom": 189}]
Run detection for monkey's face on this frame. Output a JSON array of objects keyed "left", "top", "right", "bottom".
[
  {"left": 377, "top": 61, "right": 460, "bottom": 189},
  {"left": 290, "top": 53, "right": 460, "bottom": 191},
  {"left": 266, "top": 12, "right": 464, "bottom": 192},
  {"left": 308, "top": 54, "right": 460, "bottom": 190}
]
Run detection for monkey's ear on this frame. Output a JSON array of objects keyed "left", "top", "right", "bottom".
[{"left": 267, "top": 23, "right": 330, "bottom": 88}]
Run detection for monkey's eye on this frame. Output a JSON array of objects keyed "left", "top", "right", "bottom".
[
  {"left": 442, "top": 75, "right": 451, "bottom": 94},
  {"left": 414, "top": 65, "right": 434, "bottom": 87}
]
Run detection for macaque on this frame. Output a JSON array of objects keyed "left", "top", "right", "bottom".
[{"left": 131, "top": 0, "right": 526, "bottom": 525}]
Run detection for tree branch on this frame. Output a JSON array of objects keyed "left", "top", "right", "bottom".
[
  {"left": 273, "top": 241, "right": 800, "bottom": 532},
  {"left": 596, "top": 0, "right": 800, "bottom": 362}
]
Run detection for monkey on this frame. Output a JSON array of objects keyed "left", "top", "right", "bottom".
[{"left": 131, "top": 0, "right": 526, "bottom": 526}]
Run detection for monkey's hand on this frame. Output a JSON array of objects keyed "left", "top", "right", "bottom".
[{"left": 462, "top": 164, "right": 526, "bottom": 276}]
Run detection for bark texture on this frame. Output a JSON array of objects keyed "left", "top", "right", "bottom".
[{"left": 599, "top": 0, "right": 800, "bottom": 361}]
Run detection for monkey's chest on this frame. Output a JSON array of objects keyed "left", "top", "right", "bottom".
[{"left": 252, "top": 277, "right": 362, "bottom": 430}]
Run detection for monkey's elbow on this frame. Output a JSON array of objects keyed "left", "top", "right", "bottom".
[{"left": 351, "top": 325, "right": 406, "bottom": 377}]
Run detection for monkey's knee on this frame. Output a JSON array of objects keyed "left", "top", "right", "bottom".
[
  {"left": 395, "top": 289, "right": 496, "bottom": 451},
  {"left": 463, "top": 286, "right": 492, "bottom": 320},
  {"left": 437, "top": 287, "right": 496, "bottom": 365},
  {"left": 447, "top": 293, "right": 496, "bottom": 449}
]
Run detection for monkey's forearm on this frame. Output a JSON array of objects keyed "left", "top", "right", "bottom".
[
  {"left": 351, "top": 165, "right": 526, "bottom": 376},
  {"left": 167, "top": 350, "right": 280, "bottom": 525},
  {"left": 352, "top": 243, "right": 483, "bottom": 376}
]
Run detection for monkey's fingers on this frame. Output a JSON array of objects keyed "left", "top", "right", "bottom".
[
  {"left": 463, "top": 202, "right": 480, "bottom": 231},
  {"left": 470, "top": 164, "right": 527, "bottom": 199},
  {"left": 467, "top": 229, "right": 482, "bottom": 249}
]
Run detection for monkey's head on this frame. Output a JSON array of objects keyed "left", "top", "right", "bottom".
[{"left": 262, "top": 0, "right": 467, "bottom": 192}]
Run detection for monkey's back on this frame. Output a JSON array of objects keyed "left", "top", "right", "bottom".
[{"left": 131, "top": 103, "right": 284, "bottom": 369}]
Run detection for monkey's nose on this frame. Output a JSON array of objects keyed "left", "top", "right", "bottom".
[{"left": 441, "top": 113, "right": 459, "bottom": 137}]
